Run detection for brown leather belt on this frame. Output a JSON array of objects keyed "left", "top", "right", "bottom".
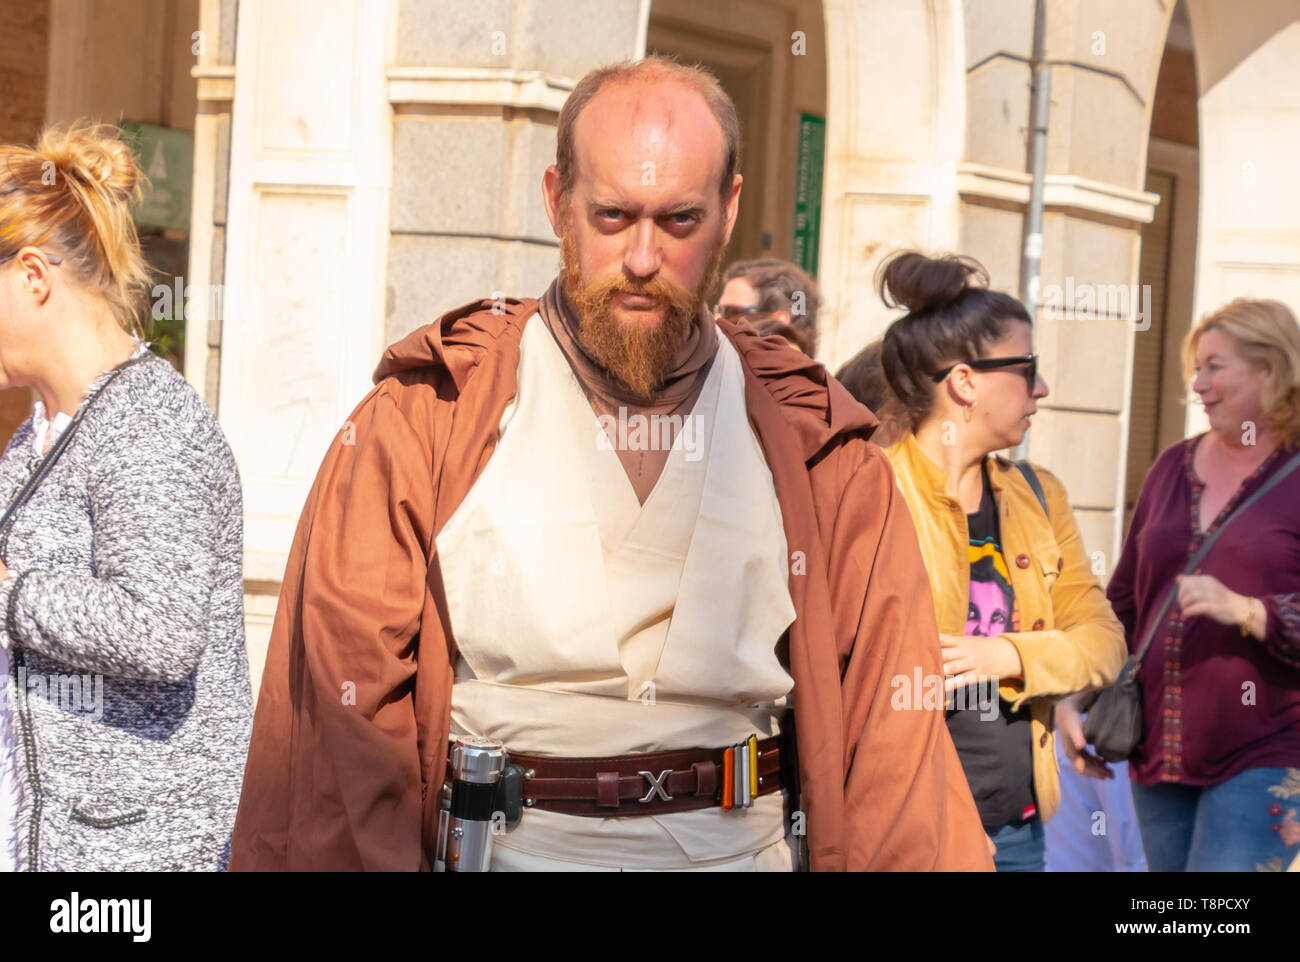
[{"left": 447, "top": 737, "right": 783, "bottom": 817}]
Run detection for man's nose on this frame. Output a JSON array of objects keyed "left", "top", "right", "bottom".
[{"left": 623, "top": 220, "right": 661, "bottom": 278}]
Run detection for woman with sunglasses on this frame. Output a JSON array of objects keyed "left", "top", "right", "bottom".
[
  {"left": 0, "top": 122, "right": 251, "bottom": 870},
  {"left": 878, "top": 250, "right": 1126, "bottom": 870}
]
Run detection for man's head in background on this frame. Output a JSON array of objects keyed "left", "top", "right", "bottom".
[
  {"left": 716, "top": 258, "right": 821, "bottom": 356},
  {"left": 836, "top": 338, "right": 904, "bottom": 446},
  {"left": 542, "top": 56, "right": 743, "bottom": 398}
]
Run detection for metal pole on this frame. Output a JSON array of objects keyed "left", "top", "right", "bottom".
[{"left": 1015, "top": 0, "right": 1050, "bottom": 461}]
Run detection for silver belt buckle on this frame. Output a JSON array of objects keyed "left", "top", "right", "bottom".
[{"left": 637, "top": 769, "right": 674, "bottom": 802}]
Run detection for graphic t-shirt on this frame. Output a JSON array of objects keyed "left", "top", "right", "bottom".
[{"left": 945, "top": 465, "right": 1036, "bottom": 830}]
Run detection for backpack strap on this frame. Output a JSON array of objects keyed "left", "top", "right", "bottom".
[{"left": 1014, "top": 460, "right": 1049, "bottom": 518}]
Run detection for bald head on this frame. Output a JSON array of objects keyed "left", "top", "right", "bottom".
[
  {"left": 572, "top": 81, "right": 729, "bottom": 216},
  {"left": 554, "top": 56, "right": 740, "bottom": 202}
]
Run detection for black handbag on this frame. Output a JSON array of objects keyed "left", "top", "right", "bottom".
[{"left": 1083, "top": 447, "right": 1300, "bottom": 762}]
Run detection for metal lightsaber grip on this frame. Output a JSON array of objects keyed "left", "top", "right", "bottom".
[{"left": 435, "top": 735, "right": 509, "bottom": 872}]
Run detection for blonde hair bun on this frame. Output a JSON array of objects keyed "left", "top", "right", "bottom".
[
  {"left": 0, "top": 119, "right": 152, "bottom": 335},
  {"left": 37, "top": 121, "right": 144, "bottom": 204}
]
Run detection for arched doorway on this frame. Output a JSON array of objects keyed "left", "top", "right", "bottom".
[
  {"left": 646, "top": 0, "right": 827, "bottom": 276},
  {"left": 1125, "top": 0, "right": 1201, "bottom": 530}
]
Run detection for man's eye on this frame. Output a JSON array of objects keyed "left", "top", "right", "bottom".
[
  {"left": 598, "top": 210, "right": 625, "bottom": 221},
  {"left": 672, "top": 213, "right": 695, "bottom": 224}
]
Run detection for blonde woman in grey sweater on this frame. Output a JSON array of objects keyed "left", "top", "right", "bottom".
[{"left": 0, "top": 122, "right": 252, "bottom": 870}]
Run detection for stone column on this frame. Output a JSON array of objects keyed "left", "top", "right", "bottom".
[
  {"left": 217, "top": 0, "right": 398, "bottom": 693},
  {"left": 1184, "top": 0, "right": 1300, "bottom": 443},
  {"left": 818, "top": 0, "right": 967, "bottom": 366},
  {"left": 383, "top": 0, "right": 646, "bottom": 345}
]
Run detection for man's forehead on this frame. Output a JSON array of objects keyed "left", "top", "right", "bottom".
[{"left": 571, "top": 79, "right": 726, "bottom": 198}]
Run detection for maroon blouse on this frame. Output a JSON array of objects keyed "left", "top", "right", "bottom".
[{"left": 1106, "top": 435, "right": 1300, "bottom": 786}]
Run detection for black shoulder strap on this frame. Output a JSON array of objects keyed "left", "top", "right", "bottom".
[
  {"left": 0, "top": 353, "right": 148, "bottom": 548},
  {"left": 1014, "top": 460, "right": 1049, "bottom": 518},
  {"left": 1129, "top": 446, "right": 1300, "bottom": 669}
]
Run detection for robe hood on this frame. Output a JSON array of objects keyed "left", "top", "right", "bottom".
[{"left": 373, "top": 296, "right": 880, "bottom": 464}]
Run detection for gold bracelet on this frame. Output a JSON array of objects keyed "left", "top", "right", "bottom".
[{"left": 1241, "top": 598, "right": 1262, "bottom": 638}]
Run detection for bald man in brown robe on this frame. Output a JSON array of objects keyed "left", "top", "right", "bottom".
[{"left": 230, "top": 57, "right": 990, "bottom": 871}]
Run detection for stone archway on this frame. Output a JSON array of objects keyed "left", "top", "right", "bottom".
[
  {"left": 1183, "top": 0, "right": 1300, "bottom": 410},
  {"left": 816, "top": 0, "right": 1180, "bottom": 567},
  {"left": 817, "top": 0, "right": 967, "bottom": 368}
]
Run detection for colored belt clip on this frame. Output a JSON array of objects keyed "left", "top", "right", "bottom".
[
  {"left": 738, "top": 742, "right": 751, "bottom": 809},
  {"left": 722, "top": 747, "right": 735, "bottom": 810},
  {"left": 747, "top": 733, "right": 759, "bottom": 800}
]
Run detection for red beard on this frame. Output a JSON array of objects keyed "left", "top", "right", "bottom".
[{"left": 560, "top": 224, "right": 725, "bottom": 399}]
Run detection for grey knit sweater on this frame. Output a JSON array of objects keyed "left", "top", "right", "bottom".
[{"left": 0, "top": 346, "right": 252, "bottom": 871}]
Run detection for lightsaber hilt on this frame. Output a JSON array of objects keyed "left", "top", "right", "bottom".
[{"left": 436, "top": 735, "right": 509, "bottom": 872}]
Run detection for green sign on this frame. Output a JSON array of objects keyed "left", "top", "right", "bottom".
[
  {"left": 119, "top": 122, "right": 194, "bottom": 231},
  {"left": 792, "top": 113, "right": 825, "bottom": 276}
]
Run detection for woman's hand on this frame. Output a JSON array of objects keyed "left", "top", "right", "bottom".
[
  {"left": 1176, "top": 574, "right": 1256, "bottom": 629},
  {"left": 1054, "top": 697, "right": 1113, "bottom": 780},
  {"left": 939, "top": 633, "right": 1023, "bottom": 692}
]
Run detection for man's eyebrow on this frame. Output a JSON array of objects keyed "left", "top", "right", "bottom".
[
  {"left": 657, "top": 201, "right": 706, "bottom": 217},
  {"left": 587, "top": 198, "right": 706, "bottom": 217}
]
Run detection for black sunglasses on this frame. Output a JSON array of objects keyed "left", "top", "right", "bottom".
[
  {"left": 931, "top": 354, "right": 1038, "bottom": 390},
  {"left": 0, "top": 250, "right": 63, "bottom": 267},
  {"left": 713, "top": 303, "right": 771, "bottom": 321}
]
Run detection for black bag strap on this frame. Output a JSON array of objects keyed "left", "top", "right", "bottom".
[
  {"left": 1014, "top": 460, "right": 1049, "bottom": 517},
  {"left": 0, "top": 352, "right": 148, "bottom": 546},
  {"left": 1128, "top": 445, "right": 1300, "bottom": 669}
]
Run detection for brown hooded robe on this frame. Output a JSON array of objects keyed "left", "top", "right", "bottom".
[{"left": 229, "top": 297, "right": 991, "bottom": 871}]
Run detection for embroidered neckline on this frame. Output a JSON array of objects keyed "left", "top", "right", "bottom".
[{"left": 1183, "top": 433, "right": 1285, "bottom": 541}]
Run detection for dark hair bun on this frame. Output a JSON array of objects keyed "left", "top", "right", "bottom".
[
  {"left": 876, "top": 249, "right": 1030, "bottom": 432},
  {"left": 877, "top": 250, "right": 989, "bottom": 315}
]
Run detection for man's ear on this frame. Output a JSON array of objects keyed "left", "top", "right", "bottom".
[
  {"left": 542, "top": 165, "right": 565, "bottom": 238},
  {"left": 720, "top": 174, "right": 742, "bottom": 247}
]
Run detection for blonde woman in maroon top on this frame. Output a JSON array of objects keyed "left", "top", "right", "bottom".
[{"left": 1061, "top": 298, "right": 1300, "bottom": 872}]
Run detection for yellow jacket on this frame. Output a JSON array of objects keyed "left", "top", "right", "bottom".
[{"left": 885, "top": 432, "right": 1127, "bottom": 822}]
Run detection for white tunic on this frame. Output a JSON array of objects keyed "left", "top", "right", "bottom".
[{"left": 435, "top": 317, "right": 799, "bottom": 870}]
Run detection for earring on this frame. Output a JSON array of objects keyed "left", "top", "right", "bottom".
[{"left": 963, "top": 399, "right": 978, "bottom": 423}]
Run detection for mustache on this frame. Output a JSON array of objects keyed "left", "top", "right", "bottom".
[{"left": 570, "top": 271, "right": 697, "bottom": 312}]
